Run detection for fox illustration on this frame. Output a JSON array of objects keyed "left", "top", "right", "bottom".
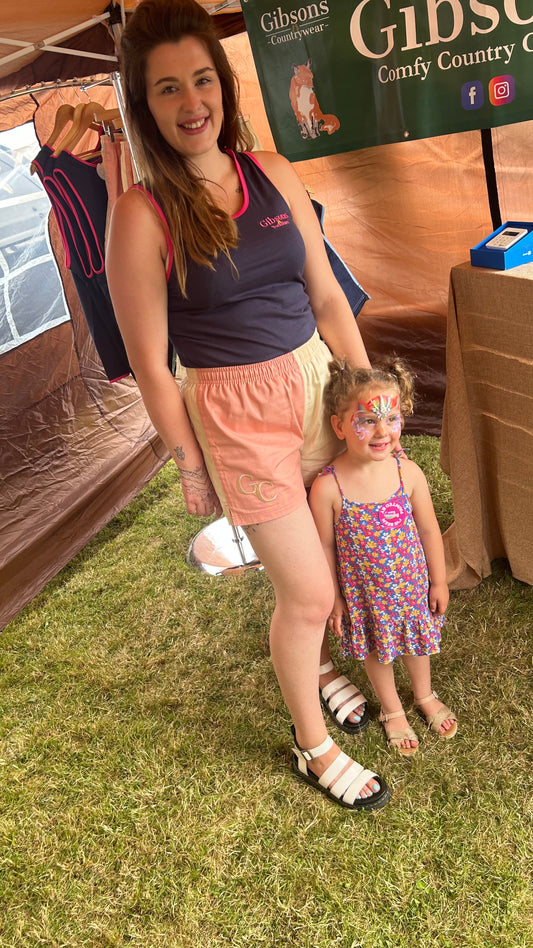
[{"left": 289, "top": 60, "right": 340, "bottom": 140}]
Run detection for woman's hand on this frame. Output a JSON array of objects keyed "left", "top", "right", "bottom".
[{"left": 180, "top": 461, "right": 222, "bottom": 518}]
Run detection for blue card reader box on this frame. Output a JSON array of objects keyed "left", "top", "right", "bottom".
[{"left": 470, "top": 221, "right": 533, "bottom": 269}]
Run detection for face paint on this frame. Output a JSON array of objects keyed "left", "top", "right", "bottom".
[
  {"left": 357, "top": 394, "right": 399, "bottom": 419},
  {"left": 350, "top": 392, "right": 402, "bottom": 439},
  {"left": 351, "top": 415, "right": 373, "bottom": 440}
]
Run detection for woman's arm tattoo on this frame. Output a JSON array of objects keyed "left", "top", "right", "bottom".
[{"left": 179, "top": 464, "right": 216, "bottom": 502}]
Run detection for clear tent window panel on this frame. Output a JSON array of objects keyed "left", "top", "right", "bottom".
[{"left": 0, "top": 124, "right": 69, "bottom": 354}]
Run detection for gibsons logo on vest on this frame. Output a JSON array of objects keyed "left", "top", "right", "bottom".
[{"left": 259, "top": 213, "right": 290, "bottom": 228}]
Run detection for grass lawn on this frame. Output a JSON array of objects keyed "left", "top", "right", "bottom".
[{"left": 0, "top": 436, "right": 531, "bottom": 948}]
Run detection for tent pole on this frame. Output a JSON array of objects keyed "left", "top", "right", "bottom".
[{"left": 111, "top": 70, "right": 140, "bottom": 182}]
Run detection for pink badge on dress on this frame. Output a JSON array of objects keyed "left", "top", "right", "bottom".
[{"left": 379, "top": 500, "right": 406, "bottom": 529}]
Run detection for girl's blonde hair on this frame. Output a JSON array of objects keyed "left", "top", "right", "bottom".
[
  {"left": 120, "top": 0, "right": 254, "bottom": 296},
  {"left": 324, "top": 356, "right": 415, "bottom": 420}
]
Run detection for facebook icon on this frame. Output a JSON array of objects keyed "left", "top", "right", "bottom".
[{"left": 462, "top": 81, "right": 484, "bottom": 109}]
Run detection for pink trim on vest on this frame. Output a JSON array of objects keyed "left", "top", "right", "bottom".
[
  {"left": 130, "top": 152, "right": 263, "bottom": 276},
  {"left": 226, "top": 149, "right": 249, "bottom": 218},
  {"left": 244, "top": 151, "right": 267, "bottom": 174}
]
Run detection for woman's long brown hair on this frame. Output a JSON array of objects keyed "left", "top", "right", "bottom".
[{"left": 120, "top": 0, "right": 254, "bottom": 295}]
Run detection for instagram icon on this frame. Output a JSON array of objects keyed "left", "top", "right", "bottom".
[{"left": 489, "top": 75, "right": 515, "bottom": 105}]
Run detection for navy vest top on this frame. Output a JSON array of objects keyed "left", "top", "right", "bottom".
[{"left": 164, "top": 151, "right": 316, "bottom": 367}]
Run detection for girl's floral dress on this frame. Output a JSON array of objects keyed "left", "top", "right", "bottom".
[{"left": 322, "top": 456, "right": 444, "bottom": 663}]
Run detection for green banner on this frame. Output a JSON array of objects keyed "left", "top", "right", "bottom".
[{"left": 240, "top": 0, "right": 533, "bottom": 160}]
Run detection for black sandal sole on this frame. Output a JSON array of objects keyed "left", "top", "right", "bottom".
[{"left": 292, "top": 756, "right": 391, "bottom": 811}]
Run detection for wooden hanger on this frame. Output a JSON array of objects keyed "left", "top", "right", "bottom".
[
  {"left": 77, "top": 127, "right": 125, "bottom": 162},
  {"left": 46, "top": 103, "right": 75, "bottom": 147},
  {"left": 76, "top": 106, "right": 123, "bottom": 161},
  {"left": 53, "top": 103, "right": 121, "bottom": 157},
  {"left": 31, "top": 102, "right": 76, "bottom": 172},
  {"left": 51, "top": 102, "right": 88, "bottom": 156},
  {"left": 89, "top": 104, "right": 122, "bottom": 127}
]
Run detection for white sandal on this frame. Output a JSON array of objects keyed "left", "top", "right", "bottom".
[
  {"left": 291, "top": 726, "right": 391, "bottom": 811},
  {"left": 319, "top": 660, "right": 370, "bottom": 735}
]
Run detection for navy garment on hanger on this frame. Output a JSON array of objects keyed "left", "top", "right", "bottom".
[
  {"left": 311, "top": 198, "right": 369, "bottom": 318},
  {"left": 32, "top": 143, "right": 132, "bottom": 382}
]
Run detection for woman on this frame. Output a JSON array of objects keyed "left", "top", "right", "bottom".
[{"left": 106, "top": 0, "right": 390, "bottom": 811}]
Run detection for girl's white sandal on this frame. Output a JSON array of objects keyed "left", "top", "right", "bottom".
[{"left": 291, "top": 726, "right": 391, "bottom": 811}]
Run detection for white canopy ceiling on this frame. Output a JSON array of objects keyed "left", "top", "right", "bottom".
[{"left": 0, "top": 1, "right": 244, "bottom": 81}]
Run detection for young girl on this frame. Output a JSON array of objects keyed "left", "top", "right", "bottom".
[{"left": 309, "top": 357, "right": 457, "bottom": 755}]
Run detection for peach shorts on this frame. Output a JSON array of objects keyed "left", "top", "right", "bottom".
[{"left": 182, "top": 331, "right": 342, "bottom": 526}]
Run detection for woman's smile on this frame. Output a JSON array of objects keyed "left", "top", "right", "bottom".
[{"left": 179, "top": 117, "right": 209, "bottom": 132}]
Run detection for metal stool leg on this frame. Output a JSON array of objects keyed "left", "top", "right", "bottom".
[{"left": 187, "top": 517, "right": 263, "bottom": 576}]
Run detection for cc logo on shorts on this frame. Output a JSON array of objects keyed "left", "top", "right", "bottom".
[{"left": 237, "top": 473, "right": 278, "bottom": 503}]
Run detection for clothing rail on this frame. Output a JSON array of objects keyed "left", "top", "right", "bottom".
[{"left": 0, "top": 78, "right": 114, "bottom": 105}]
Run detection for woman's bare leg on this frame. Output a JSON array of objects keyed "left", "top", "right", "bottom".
[{"left": 243, "top": 502, "right": 381, "bottom": 798}]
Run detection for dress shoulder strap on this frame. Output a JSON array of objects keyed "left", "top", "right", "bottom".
[
  {"left": 394, "top": 450, "right": 405, "bottom": 487},
  {"left": 319, "top": 464, "right": 344, "bottom": 498}
]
